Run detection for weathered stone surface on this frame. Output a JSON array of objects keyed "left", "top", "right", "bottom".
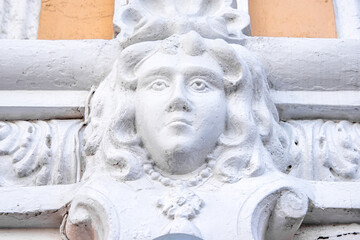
[
  {"left": 0, "top": 0, "right": 41, "bottom": 39},
  {"left": 0, "top": 39, "right": 120, "bottom": 90},
  {"left": 333, "top": 0, "right": 360, "bottom": 39}
]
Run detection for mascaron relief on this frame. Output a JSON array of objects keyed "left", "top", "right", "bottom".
[
  {"left": 82, "top": 31, "right": 285, "bottom": 184},
  {"left": 1, "top": 0, "right": 360, "bottom": 239}
]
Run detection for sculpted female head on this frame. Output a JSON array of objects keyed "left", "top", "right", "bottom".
[{"left": 83, "top": 31, "right": 288, "bottom": 183}]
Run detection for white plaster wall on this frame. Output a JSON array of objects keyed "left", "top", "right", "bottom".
[
  {"left": 333, "top": 0, "right": 360, "bottom": 39},
  {"left": 245, "top": 37, "right": 360, "bottom": 91},
  {"left": 0, "top": 0, "right": 42, "bottom": 39},
  {"left": 1, "top": 37, "right": 359, "bottom": 91},
  {"left": 0, "top": 39, "right": 120, "bottom": 90}
]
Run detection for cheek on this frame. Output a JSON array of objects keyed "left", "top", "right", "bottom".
[
  {"left": 136, "top": 90, "right": 168, "bottom": 111},
  {"left": 196, "top": 94, "right": 227, "bottom": 128},
  {"left": 135, "top": 93, "right": 166, "bottom": 130}
]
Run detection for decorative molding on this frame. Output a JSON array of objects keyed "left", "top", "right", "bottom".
[
  {"left": 1, "top": 118, "right": 358, "bottom": 187},
  {"left": 0, "top": 0, "right": 359, "bottom": 239},
  {"left": 1, "top": 37, "right": 359, "bottom": 122},
  {"left": 113, "top": 0, "right": 250, "bottom": 45},
  {"left": 1, "top": 90, "right": 359, "bottom": 122},
  {"left": 283, "top": 120, "right": 360, "bottom": 181},
  {"left": 244, "top": 37, "right": 360, "bottom": 91},
  {"left": 0, "top": 120, "right": 82, "bottom": 186},
  {"left": 1, "top": 37, "right": 358, "bottom": 92},
  {"left": 0, "top": 184, "right": 78, "bottom": 228},
  {"left": 304, "top": 181, "right": 360, "bottom": 224},
  {"left": 0, "top": 39, "right": 120, "bottom": 91},
  {"left": 0, "top": 90, "right": 89, "bottom": 120},
  {"left": 273, "top": 90, "right": 360, "bottom": 121},
  {"left": 238, "top": 180, "right": 310, "bottom": 240}
]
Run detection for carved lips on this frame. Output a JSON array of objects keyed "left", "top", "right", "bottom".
[{"left": 165, "top": 116, "right": 193, "bottom": 127}]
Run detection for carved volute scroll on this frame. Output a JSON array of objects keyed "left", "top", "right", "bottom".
[
  {"left": 61, "top": 187, "right": 120, "bottom": 240},
  {"left": 237, "top": 179, "right": 310, "bottom": 240}
]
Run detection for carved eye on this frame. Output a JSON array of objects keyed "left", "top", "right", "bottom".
[
  {"left": 150, "top": 80, "right": 169, "bottom": 91},
  {"left": 189, "top": 79, "right": 208, "bottom": 92}
]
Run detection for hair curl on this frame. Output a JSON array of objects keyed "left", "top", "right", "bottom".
[{"left": 83, "top": 32, "right": 289, "bottom": 183}]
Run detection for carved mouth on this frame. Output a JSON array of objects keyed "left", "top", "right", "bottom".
[{"left": 166, "top": 118, "right": 192, "bottom": 126}]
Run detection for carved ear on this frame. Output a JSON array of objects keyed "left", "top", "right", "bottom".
[{"left": 116, "top": 42, "right": 158, "bottom": 90}]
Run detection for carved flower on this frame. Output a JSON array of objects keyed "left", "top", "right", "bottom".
[
  {"left": 114, "top": 0, "right": 250, "bottom": 46},
  {"left": 157, "top": 188, "right": 203, "bottom": 220}
]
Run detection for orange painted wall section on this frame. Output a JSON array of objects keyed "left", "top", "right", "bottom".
[
  {"left": 249, "top": 0, "right": 337, "bottom": 38},
  {"left": 38, "top": 0, "right": 114, "bottom": 40},
  {"left": 38, "top": 0, "right": 337, "bottom": 39}
]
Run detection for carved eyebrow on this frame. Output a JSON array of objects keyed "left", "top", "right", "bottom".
[
  {"left": 183, "top": 67, "right": 224, "bottom": 88},
  {"left": 137, "top": 67, "right": 175, "bottom": 80},
  {"left": 136, "top": 67, "right": 175, "bottom": 88}
]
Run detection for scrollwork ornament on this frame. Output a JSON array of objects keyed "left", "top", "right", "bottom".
[
  {"left": 62, "top": 187, "right": 120, "bottom": 240},
  {"left": 114, "top": 0, "right": 250, "bottom": 46},
  {"left": 0, "top": 120, "right": 81, "bottom": 186}
]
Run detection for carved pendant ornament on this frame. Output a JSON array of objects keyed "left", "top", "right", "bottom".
[
  {"left": 1, "top": 0, "right": 360, "bottom": 240},
  {"left": 157, "top": 187, "right": 204, "bottom": 238}
]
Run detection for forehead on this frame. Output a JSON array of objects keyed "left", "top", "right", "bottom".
[{"left": 134, "top": 51, "right": 224, "bottom": 77}]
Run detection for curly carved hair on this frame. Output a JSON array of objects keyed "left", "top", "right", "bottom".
[{"left": 82, "top": 32, "right": 289, "bottom": 183}]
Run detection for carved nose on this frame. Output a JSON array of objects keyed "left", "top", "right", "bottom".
[
  {"left": 166, "top": 98, "right": 191, "bottom": 112},
  {"left": 166, "top": 78, "right": 192, "bottom": 112}
]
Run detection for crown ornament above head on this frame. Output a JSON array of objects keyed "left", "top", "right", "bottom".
[{"left": 113, "top": 0, "right": 250, "bottom": 47}]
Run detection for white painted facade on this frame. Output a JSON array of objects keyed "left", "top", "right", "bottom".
[
  {"left": 0, "top": 0, "right": 42, "bottom": 39},
  {"left": 0, "top": 0, "right": 360, "bottom": 239}
]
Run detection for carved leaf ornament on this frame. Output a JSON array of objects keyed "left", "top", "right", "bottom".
[
  {"left": 114, "top": 0, "right": 250, "bottom": 46},
  {"left": 0, "top": 120, "right": 81, "bottom": 186}
]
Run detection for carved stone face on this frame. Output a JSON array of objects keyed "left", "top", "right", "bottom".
[{"left": 134, "top": 51, "right": 227, "bottom": 175}]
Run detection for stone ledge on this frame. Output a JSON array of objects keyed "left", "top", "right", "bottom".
[
  {"left": 0, "top": 90, "right": 89, "bottom": 120},
  {"left": 272, "top": 90, "right": 360, "bottom": 121}
]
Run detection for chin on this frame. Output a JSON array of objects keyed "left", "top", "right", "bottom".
[
  {"left": 163, "top": 140, "right": 199, "bottom": 153},
  {"left": 162, "top": 125, "right": 194, "bottom": 137}
]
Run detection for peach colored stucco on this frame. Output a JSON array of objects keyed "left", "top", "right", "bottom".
[
  {"left": 38, "top": 0, "right": 114, "bottom": 40},
  {"left": 249, "top": 0, "right": 337, "bottom": 38},
  {"left": 38, "top": 0, "right": 337, "bottom": 39}
]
